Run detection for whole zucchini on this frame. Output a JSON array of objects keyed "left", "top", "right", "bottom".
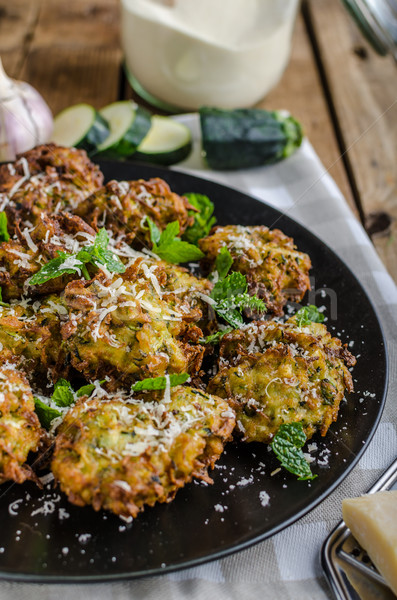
[{"left": 199, "top": 107, "right": 303, "bottom": 170}]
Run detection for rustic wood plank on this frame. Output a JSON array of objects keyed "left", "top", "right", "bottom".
[
  {"left": 19, "top": 0, "right": 121, "bottom": 115},
  {"left": 306, "top": 0, "right": 397, "bottom": 282},
  {"left": 0, "top": 0, "right": 40, "bottom": 77},
  {"left": 257, "top": 12, "right": 355, "bottom": 211},
  {"left": 21, "top": 47, "right": 122, "bottom": 115},
  {"left": 31, "top": 0, "right": 120, "bottom": 49}
]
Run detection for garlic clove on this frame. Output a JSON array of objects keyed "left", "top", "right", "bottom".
[{"left": 0, "top": 58, "right": 53, "bottom": 162}]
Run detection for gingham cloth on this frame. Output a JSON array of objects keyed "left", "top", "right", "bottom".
[{"left": 1, "top": 115, "right": 396, "bottom": 600}]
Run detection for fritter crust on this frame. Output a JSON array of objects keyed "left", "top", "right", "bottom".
[
  {"left": 74, "top": 178, "right": 195, "bottom": 247},
  {"left": 0, "top": 363, "right": 42, "bottom": 484},
  {"left": 61, "top": 259, "right": 212, "bottom": 386},
  {"left": 207, "top": 317, "right": 356, "bottom": 443},
  {"left": 51, "top": 386, "right": 235, "bottom": 518},
  {"left": 0, "top": 296, "right": 67, "bottom": 386},
  {"left": 199, "top": 225, "right": 312, "bottom": 315},
  {"left": 0, "top": 144, "right": 103, "bottom": 231},
  {"left": 0, "top": 212, "right": 97, "bottom": 300}
]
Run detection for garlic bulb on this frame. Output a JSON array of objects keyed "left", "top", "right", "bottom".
[{"left": 0, "top": 58, "right": 53, "bottom": 162}]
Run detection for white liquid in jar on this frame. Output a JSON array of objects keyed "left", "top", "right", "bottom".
[{"left": 121, "top": 0, "right": 299, "bottom": 110}]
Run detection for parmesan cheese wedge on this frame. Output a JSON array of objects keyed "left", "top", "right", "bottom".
[{"left": 342, "top": 491, "right": 397, "bottom": 596}]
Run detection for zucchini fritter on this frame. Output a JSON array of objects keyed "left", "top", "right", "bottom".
[
  {"left": 0, "top": 212, "right": 97, "bottom": 300},
  {"left": 0, "top": 144, "right": 103, "bottom": 231},
  {"left": 61, "top": 259, "right": 212, "bottom": 386},
  {"left": 0, "top": 363, "right": 42, "bottom": 484},
  {"left": 199, "top": 225, "right": 311, "bottom": 315},
  {"left": 51, "top": 386, "right": 235, "bottom": 518},
  {"left": 0, "top": 296, "right": 67, "bottom": 386},
  {"left": 74, "top": 178, "right": 194, "bottom": 247},
  {"left": 207, "top": 317, "right": 356, "bottom": 443}
]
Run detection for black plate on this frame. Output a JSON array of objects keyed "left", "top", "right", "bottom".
[{"left": 0, "top": 161, "right": 388, "bottom": 583}]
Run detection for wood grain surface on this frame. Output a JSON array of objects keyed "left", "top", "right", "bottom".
[
  {"left": 0, "top": 0, "right": 395, "bottom": 280},
  {"left": 306, "top": 0, "right": 397, "bottom": 281}
]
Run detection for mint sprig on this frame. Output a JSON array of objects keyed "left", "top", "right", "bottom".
[
  {"left": 295, "top": 305, "right": 325, "bottom": 327},
  {"left": 210, "top": 270, "right": 266, "bottom": 328},
  {"left": 271, "top": 422, "right": 317, "bottom": 481},
  {"left": 29, "top": 228, "right": 125, "bottom": 286},
  {"left": 182, "top": 193, "right": 216, "bottom": 245},
  {"left": 146, "top": 217, "right": 204, "bottom": 264},
  {"left": 0, "top": 212, "right": 9, "bottom": 242},
  {"left": 34, "top": 378, "right": 105, "bottom": 429},
  {"left": 131, "top": 373, "right": 190, "bottom": 392}
]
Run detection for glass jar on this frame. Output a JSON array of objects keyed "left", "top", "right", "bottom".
[
  {"left": 121, "top": 0, "right": 300, "bottom": 112},
  {"left": 341, "top": 0, "right": 397, "bottom": 60}
]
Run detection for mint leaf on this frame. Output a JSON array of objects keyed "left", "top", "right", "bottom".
[
  {"left": 92, "top": 228, "right": 108, "bottom": 251},
  {"left": 211, "top": 271, "right": 247, "bottom": 303},
  {"left": 34, "top": 397, "right": 61, "bottom": 430},
  {"left": 145, "top": 217, "right": 161, "bottom": 245},
  {"left": 0, "top": 212, "right": 9, "bottom": 242},
  {"left": 274, "top": 422, "right": 307, "bottom": 448},
  {"left": 76, "top": 379, "right": 106, "bottom": 398},
  {"left": 215, "top": 247, "right": 233, "bottom": 279},
  {"left": 52, "top": 378, "right": 75, "bottom": 407},
  {"left": 295, "top": 305, "right": 325, "bottom": 327},
  {"left": 271, "top": 422, "right": 317, "bottom": 480},
  {"left": 203, "top": 327, "right": 233, "bottom": 344},
  {"left": 131, "top": 373, "right": 190, "bottom": 392},
  {"left": 158, "top": 221, "right": 180, "bottom": 247},
  {"left": 29, "top": 252, "right": 84, "bottom": 285},
  {"left": 182, "top": 193, "right": 216, "bottom": 245},
  {"left": 155, "top": 240, "right": 204, "bottom": 263},
  {"left": 29, "top": 229, "right": 125, "bottom": 286},
  {"left": 146, "top": 217, "right": 204, "bottom": 264}
]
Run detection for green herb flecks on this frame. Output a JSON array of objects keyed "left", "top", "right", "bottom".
[
  {"left": 0, "top": 212, "right": 9, "bottom": 242},
  {"left": 182, "top": 193, "right": 216, "bottom": 245},
  {"left": 131, "top": 373, "right": 190, "bottom": 392},
  {"left": 271, "top": 422, "right": 317, "bottom": 481},
  {"left": 29, "top": 228, "right": 125, "bottom": 286},
  {"left": 146, "top": 217, "right": 204, "bottom": 264},
  {"left": 295, "top": 305, "right": 325, "bottom": 327}
]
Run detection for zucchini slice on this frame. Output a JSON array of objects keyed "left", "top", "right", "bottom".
[
  {"left": 133, "top": 116, "right": 192, "bottom": 166},
  {"left": 199, "top": 107, "right": 303, "bottom": 170},
  {"left": 52, "top": 104, "right": 109, "bottom": 153},
  {"left": 96, "top": 101, "right": 151, "bottom": 158}
]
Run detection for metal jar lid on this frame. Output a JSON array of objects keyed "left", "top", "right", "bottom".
[{"left": 341, "top": 0, "right": 397, "bottom": 60}]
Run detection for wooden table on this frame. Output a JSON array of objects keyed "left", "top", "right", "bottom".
[{"left": 1, "top": 0, "right": 396, "bottom": 281}]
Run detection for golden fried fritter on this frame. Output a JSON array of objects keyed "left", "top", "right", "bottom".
[
  {"left": 0, "top": 363, "right": 42, "bottom": 484},
  {"left": 74, "top": 178, "right": 194, "bottom": 247},
  {"left": 199, "top": 225, "right": 312, "bottom": 315},
  {"left": 0, "top": 212, "right": 97, "bottom": 300},
  {"left": 61, "top": 259, "right": 212, "bottom": 386},
  {"left": 51, "top": 386, "right": 235, "bottom": 519},
  {"left": 207, "top": 317, "right": 356, "bottom": 443},
  {"left": 0, "top": 144, "right": 103, "bottom": 231},
  {"left": 0, "top": 296, "right": 67, "bottom": 386}
]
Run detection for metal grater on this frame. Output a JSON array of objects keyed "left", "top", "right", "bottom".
[{"left": 322, "top": 457, "right": 397, "bottom": 600}]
